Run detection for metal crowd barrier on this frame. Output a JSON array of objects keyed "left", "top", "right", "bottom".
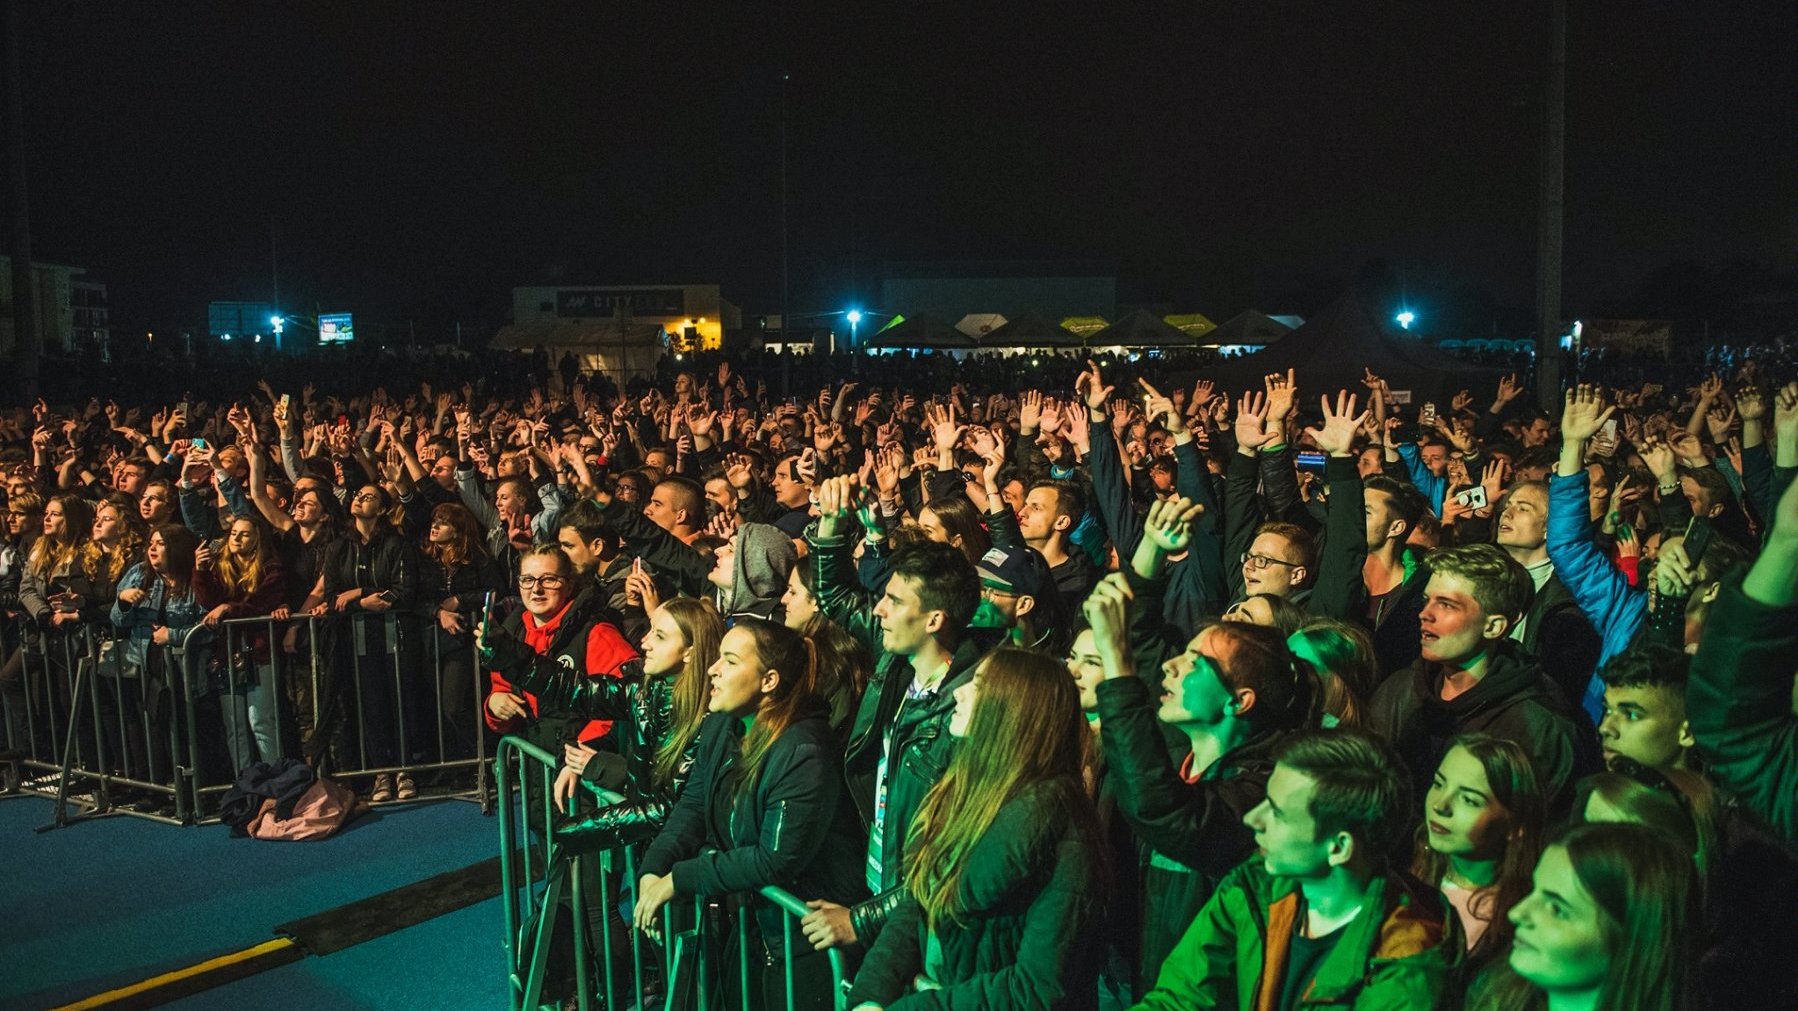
[
  {"left": 496, "top": 735, "right": 849, "bottom": 1011},
  {"left": 1, "top": 609, "right": 493, "bottom": 827}
]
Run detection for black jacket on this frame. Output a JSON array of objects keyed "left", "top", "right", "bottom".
[
  {"left": 640, "top": 700, "right": 867, "bottom": 950},
  {"left": 1517, "top": 570, "right": 1602, "bottom": 705},
  {"left": 1095, "top": 674, "right": 1284, "bottom": 991},
  {"left": 1367, "top": 638, "right": 1596, "bottom": 814},
  {"left": 1308, "top": 455, "right": 1427, "bottom": 678},
  {"left": 497, "top": 653, "right": 704, "bottom": 850},
  {"left": 1687, "top": 571, "right": 1798, "bottom": 843},
  {"left": 846, "top": 778, "right": 1106, "bottom": 1011}
]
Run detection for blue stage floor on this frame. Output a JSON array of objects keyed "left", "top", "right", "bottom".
[{"left": 0, "top": 793, "right": 504, "bottom": 1010}]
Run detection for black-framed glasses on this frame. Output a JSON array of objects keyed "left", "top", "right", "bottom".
[
  {"left": 1240, "top": 552, "right": 1299, "bottom": 571},
  {"left": 517, "top": 575, "right": 568, "bottom": 590}
]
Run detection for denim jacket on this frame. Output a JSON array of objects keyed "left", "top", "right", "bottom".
[{"left": 110, "top": 562, "right": 211, "bottom": 688}]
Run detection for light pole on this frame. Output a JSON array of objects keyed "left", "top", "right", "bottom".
[{"left": 846, "top": 309, "right": 862, "bottom": 353}]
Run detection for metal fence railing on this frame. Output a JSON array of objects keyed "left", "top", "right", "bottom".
[
  {"left": 2, "top": 610, "right": 492, "bottom": 827},
  {"left": 495, "top": 734, "right": 849, "bottom": 1011}
]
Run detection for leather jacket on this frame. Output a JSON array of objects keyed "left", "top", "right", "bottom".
[{"left": 495, "top": 646, "right": 703, "bottom": 850}]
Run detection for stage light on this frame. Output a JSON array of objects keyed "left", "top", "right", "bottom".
[{"left": 1396, "top": 311, "right": 1415, "bottom": 330}]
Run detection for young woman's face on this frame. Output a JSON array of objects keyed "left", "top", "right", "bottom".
[
  {"left": 779, "top": 567, "right": 816, "bottom": 631},
  {"left": 1065, "top": 628, "right": 1104, "bottom": 713},
  {"left": 6, "top": 506, "right": 33, "bottom": 537},
  {"left": 638, "top": 606, "right": 691, "bottom": 677},
  {"left": 707, "top": 626, "right": 772, "bottom": 716},
  {"left": 91, "top": 506, "right": 123, "bottom": 544},
  {"left": 291, "top": 490, "right": 323, "bottom": 526},
  {"left": 1506, "top": 845, "right": 1611, "bottom": 995},
  {"left": 42, "top": 502, "right": 66, "bottom": 538},
  {"left": 1424, "top": 745, "right": 1509, "bottom": 859},
  {"left": 517, "top": 554, "right": 571, "bottom": 618},
  {"left": 427, "top": 515, "right": 456, "bottom": 544},
  {"left": 146, "top": 532, "right": 167, "bottom": 572},
  {"left": 226, "top": 520, "right": 256, "bottom": 557},
  {"left": 948, "top": 665, "right": 983, "bottom": 739}
]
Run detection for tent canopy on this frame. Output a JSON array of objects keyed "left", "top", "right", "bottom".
[
  {"left": 1087, "top": 308, "right": 1197, "bottom": 348},
  {"left": 1208, "top": 291, "right": 1503, "bottom": 403},
  {"left": 1202, "top": 310, "right": 1293, "bottom": 347},
  {"left": 865, "top": 313, "right": 978, "bottom": 349},
  {"left": 977, "top": 311, "right": 1084, "bottom": 349}
]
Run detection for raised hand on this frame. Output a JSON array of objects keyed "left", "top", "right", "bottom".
[
  {"left": 1138, "top": 378, "right": 1181, "bottom": 432},
  {"left": 1190, "top": 378, "right": 1216, "bottom": 409},
  {"left": 1704, "top": 403, "right": 1737, "bottom": 443},
  {"left": 1018, "top": 389, "right": 1043, "bottom": 434},
  {"left": 930, "top": 402, "right": 966, "bottom": 454},
  {"left": 1494, "top": 373, "right": 1523, "bottom": 407},
  {"left": 1696, "top": 373, "right": 1724, "bottom": 404},
  {"left": 1077, "top": 359, "right": 1114, "bottom": 411},
  {"left": 1451, "top": 389, "right": 1473, "bottom": 413},
  {"left": 1666, "top": 429, "right": 1708, "bottom": 466},
  {"left": 1081, "top": 573, "right": 1135, "bottom": 678},
  {"left": 1559, "top": 384, "right": 1616, "bottom": 443},
  {"left": 1304, "top": 391, "right": 1368, "bottom": 457},
  {"left": 1263, "top": 368, "right": 1298, "bottom": 424},
  {"left": 1142, "top": 495, "right": 1204, "bottom": 553},
  {"left": 1234, "top": 390, "right": 1274, "bottom": 451}
]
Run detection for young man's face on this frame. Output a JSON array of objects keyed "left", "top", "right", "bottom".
[
  {"left": 1419, "top": 445, "right": 1449, "bottom": 477},
  {"left": 1158, "top": 626, "right": 1238, "bottom": 727},
  {"left": 1598, "top": 684, "right": 1691, "bottom": 772},
  {"left": 1243, "top": 764, "right": 1333, "bottom": 879},
  {"left": 771, "top": 458, "right": 809, "bottom": 509},
  {"left": 642, "top": 483, "right": 686, "bottom": 533},
  {"left": 1418, "top": 572, "right": 1505, "bottom": 665},
  {"left": 1242, "top": 531, "right": 1305, "bottom": 598},
  {"left": 1364, "top": 487, "right": 1401, "bottom": 551},
  {"left": 1521, "top": 418, "right": 1552, "bottom": 448},
  {"left": 872, "top": 573, "right": 939, "bottom": 658},
  {"left": 1496, "top": 485, "right": 1549, "bottom": 552},
  {"left": 1018, "top": 487, "right": 1063, "bottom": 543},
  {"left": 556, "top": 527, "right": 602, "bottom": 574}
]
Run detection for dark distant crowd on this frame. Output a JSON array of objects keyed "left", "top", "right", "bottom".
[{"left": 4, "top": 346, "right": 1797, "bottom": 1011}]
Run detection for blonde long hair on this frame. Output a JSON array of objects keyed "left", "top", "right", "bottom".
[
  {"left": 904, "top": 646, "right": 1095, "bottom": 928},
  {"left": 216, "top": 517, "right": 275, "bottom": 598},
  {"left": 28, "top": 495, "right": 94, "bottom": 581},
  {"left": 653, "top": 597, "right": 724, "bottom": 786}
]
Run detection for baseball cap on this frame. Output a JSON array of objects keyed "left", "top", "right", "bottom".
[{"left": 976, "top": 546, "right": 1053, "bottom": 602}]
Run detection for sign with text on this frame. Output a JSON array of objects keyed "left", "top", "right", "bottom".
[
  {"left": 556, "top": 288, "right": 686, "bottom": 318},
  {"left": 318, "top": 313, "right": 355, "bottom": 344}
]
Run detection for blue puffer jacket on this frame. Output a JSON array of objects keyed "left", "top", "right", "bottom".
[
  {"left": 1395, "top": 442, "right": 1448, "bottom": 513},
  {"left": 110, "top": 562, "right": 211, "bottom": 691},
  {"left": 1545, "top": 470, "right": 1644, "bottom": 719}
]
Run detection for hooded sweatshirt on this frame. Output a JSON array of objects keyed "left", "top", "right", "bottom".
[
  {"left": 1366, "top": 638, "right": 1595, "bottom": 814},
  {"left": 717, "top": 521, "right": 797, "bottom": 622}
]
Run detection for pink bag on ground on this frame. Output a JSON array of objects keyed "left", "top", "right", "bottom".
[{"left": 246, "top": 777, "right": 367, "bottom": 841}]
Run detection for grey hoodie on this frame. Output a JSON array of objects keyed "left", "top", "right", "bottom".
[{"left": 718, "top": 521, "right": 797, "bottom": 622}]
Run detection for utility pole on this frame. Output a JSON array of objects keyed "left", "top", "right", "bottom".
[
  {"left": 1534, "top": 0, "right": 1567, "bottom": 412},
  {"left": 779, "top": 72, "right": 791, "bottom": 397},
  {"left": 2, "top": 0, "right": 37, "bottom": 401}
]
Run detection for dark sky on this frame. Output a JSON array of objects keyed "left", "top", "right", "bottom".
[{"left": 10, "top": 1, "right": 1792, "bottom": 337}]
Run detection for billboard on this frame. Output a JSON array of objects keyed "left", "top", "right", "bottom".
[
  {"left": 207, "top": 301, "right": 273, "bottom": 338},
  {"left": 318, "top": 313, "right": 355, "bottom": 344}
]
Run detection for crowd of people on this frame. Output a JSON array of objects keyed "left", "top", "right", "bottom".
[{"left": 3, "top": 347, "right": 1797, "bottom": 1010}]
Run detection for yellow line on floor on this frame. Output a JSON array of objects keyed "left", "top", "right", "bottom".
[{"left": 49, "top": 937, "right": 300, "bottom": 1010}]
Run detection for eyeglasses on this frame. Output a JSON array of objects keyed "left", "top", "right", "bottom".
[
  {"left": 517, "top": 575, "right": 568, "bottom": 590},
  {"left": 351, "top": 492, "right": 381, "bottom": 503},
  {"left": 981, "top": 584, "right": 1018, "bottom": 600},
  {"left": 1241, "top": 552, "right": 1299, "bottom": 571}
]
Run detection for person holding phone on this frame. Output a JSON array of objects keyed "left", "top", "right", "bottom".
[{"left": 319, "top": 483, "right": 420, "bottom": 801}]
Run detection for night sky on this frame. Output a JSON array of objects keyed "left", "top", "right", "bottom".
[{"left": 9, "top": 1, "right": 1792, "bottom": 338}]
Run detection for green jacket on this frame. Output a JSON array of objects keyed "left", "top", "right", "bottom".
[{"left": 1133, "top": 860, "right": 1457, "bottom": 1011}]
